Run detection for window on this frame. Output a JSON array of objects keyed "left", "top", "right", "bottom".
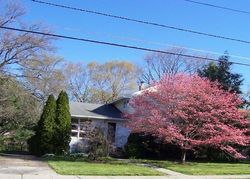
[
  {"left": 79, "top": 131, "right": 87, "bottom": 138},
  {"left": 123, "top": 100, "right": 129, "bottom": 108},
  {"left": 71, "top": 131, "right": 78, "bottom": 137},
  {"left": 71, "top": 124, "right": 78, "bottom": 130},
  {"left": 71, "top": 118, "right": 78, "bottom": 123},
  {"left": 108, "top": 123, "right": 116, "bottom": 143},
  {"left": 71, "top": 118, "right": 92, "bottom": 139}
]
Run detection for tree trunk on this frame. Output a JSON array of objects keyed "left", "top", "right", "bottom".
[{"left": 181, "top": 150, "right": 186, "bottom": 163}]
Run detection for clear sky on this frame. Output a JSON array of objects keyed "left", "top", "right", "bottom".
[{"left": 20, "top": 0, "right": 250, "bottom": 94}]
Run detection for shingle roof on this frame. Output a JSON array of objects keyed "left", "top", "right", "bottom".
[
  {"left": 69, "top": 102, "right": 123, "bottom": 120},
  {"left": 108, "top": 97, "right": 131, "bottom": 105}
]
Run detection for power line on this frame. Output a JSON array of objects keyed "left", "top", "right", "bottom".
[
  {"left": 182, "top": 0, "right": 250, "bottom": 15},
  {"left": 1, "top": 25, "right": 250, "bottom": 67},
  {"left": 30, "top": 0, "right": 250, "bottom": 45},
  {"left": 62, "top": 25, "right": 250, "bottom": 61}
]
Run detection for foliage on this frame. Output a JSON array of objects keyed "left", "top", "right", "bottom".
[
  {"left": 125, "top": 133, "right": 182, "bottom": 159},
  {"left": 43, "top": 154, "right": 89, "bottom": 162},
  {"left": 246, "top": 90, "right": 250, "bottom": 109},
  {"left": 39, "top": 95, "right": 57, "bottom": 154},
  {"left": 1, "top": 129, "right": 34, "bottom": 152},
  {"left": 0, "top": 76, "right": 39, "bottom": 137},
  {"left": 125, "top": 133, "right": 236, "bottom": 161},
  {"left": 196, "top": 147, "right": 237, "bottom": 162},
  {"left": 126, "top": 74, "right": 249, "bottom": 162},
  {"left": 54, "top": 91, "right": 71, "bottom": 155},
  {"left": 198, "top": 53, "right": 243, "bottom": 94},
  {"left": 87, "top": 127, "right": 109, "bottom": 160},
  {"left": 125, "top": 133, "right": 160, "bottom": 158},
  {"left": 0, "top": 135, "right": 4, "bottom": 151},
  {"left": 29, "top": 95, "right": 56, "bottom": 155}
]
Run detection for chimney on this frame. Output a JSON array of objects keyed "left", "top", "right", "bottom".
[{"left": 138, "top": 80, "right": 144, "bottom": 91}]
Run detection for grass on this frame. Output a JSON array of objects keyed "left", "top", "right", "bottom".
[
  {"left": 47, "top": 156, "right": 250, "bottom": 176},
  {"left": 48, "top": 159, "right": 165, "bottom": 176},
  {"left": 132, "top": 159, "right": 250, "bottom": 175},
  {"left": 166, "top": 162, "right": 250, "bottom": 175}
]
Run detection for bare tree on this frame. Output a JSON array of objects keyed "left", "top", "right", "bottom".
[
  {"left": 0, "top": 1, "right": 53, "bottom": 78},
  {"left": 141, "top": 48, "right": 206, "bottom": 84},
  {"left": 56, "top": 61, "right": 140, "bottom": 104},
  {"left": 0, "top": 1, "right": 25, "bottom": 27},
  {"left": 22, "top": 54, "right": 67, "bottom": 103},
  {"left": 88, "top": 61, "right": 140, "bottom": 103},
  {"left": 64, "top": 62, "right": 91, "bottom": 102},
  {"left": 246, "top": 90, "right": 250, "bottom": 109}
]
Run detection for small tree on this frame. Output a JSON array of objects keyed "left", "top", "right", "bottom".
[
  {"left": 8, "top": 129, "right": 34, "bottom": 151},
  {"left": 54, "top": 91, "right": 71, "bottom": 155},
  {"left": 198, "top": 53, "right": 243, "bottom": 94},
  {"left": 87, "top": 127, "right": 109, "bottom": 160},
  {"left": 39, "top": 95, "right": 57, "bottom": 154},
  {"left": 126, "top": 74, "right": 249, "bottom": 163},
  {"left": 29, "top": 95, "right": 56, "bottom": 155}
]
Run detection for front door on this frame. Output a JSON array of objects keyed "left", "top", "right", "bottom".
[{"left": 107, "top": 122, "right": 116, "bottom": 144}]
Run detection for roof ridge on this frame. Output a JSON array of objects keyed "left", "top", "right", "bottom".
[{"left": 70, "top": 101, "right": 105, "bottom": 105}]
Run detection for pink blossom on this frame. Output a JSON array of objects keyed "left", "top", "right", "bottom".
[{"left": 126, "top": 74, "right": 249, "bottom": 159}]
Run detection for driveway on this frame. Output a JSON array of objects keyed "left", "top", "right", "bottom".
[{"left": 0, "top": 154, "right": 56, "bottom": 175}]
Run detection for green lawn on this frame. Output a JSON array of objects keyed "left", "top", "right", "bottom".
[
  {"left": 48, "top": 157, "right": 250, "bottom": 176},
  {"left": 48, "top": 160, "right": 165, "bottom": 176},
  {"left": 167, "top": 162, "right": 250, "bottom": 175},
  {"left": 134, "top": 159, "right": 250, "bottom": 175}
]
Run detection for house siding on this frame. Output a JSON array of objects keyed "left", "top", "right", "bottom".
[
  {"left": 69, "top": 117, "right": 130, "bottom": 153},
  {"left": 115, "top": 123, "right": 130, "bottom": 148}
]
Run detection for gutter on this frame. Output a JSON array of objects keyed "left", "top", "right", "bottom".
[{"left": 71, "top": 114, "right": 126, "bottom": 121}]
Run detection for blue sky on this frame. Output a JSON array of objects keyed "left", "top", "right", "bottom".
[{"left": 20, "top": 0, "right": 250, "bottom": 94}]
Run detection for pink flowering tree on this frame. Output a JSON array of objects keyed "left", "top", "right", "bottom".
[{"left": 126, "top": 74, "right": 249, "bottom": 163}]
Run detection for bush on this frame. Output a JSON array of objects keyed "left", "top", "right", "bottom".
[
  {"left": 28, "top": 129, "right": 39, "bottom": 154},
  {"left": 125, "top": 133, "right": 245, "bottom": 161},
  {"left": 109, "top": 147, "right": 126, "bottom": 158},
  {"left": 125, "top": 133, "right": 158, "bottom": 158},
  {"left": 87, "top": 127, "right": 109, "bottom": 160},
  {"left": 195, "top": 147, "right": 237, "bottom": 162},
  {"left": 1, "top": 129, "right": 34, "bottom": 152},
  {"left": 125, "top": 133, "right": 182, "bottom": 160},
  {"left": 0, "top": 136, "right": 5, "bottom": 151},
  {"left": 70, "top": 153, "right": 88, "bottom": 158},
  {"left": 42, "top": 153, "right": 55, "bottom": 158}
]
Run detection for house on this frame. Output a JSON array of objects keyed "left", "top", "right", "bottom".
[{"left": 69, "top": 97, "right": 131, "bottom": 153}]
